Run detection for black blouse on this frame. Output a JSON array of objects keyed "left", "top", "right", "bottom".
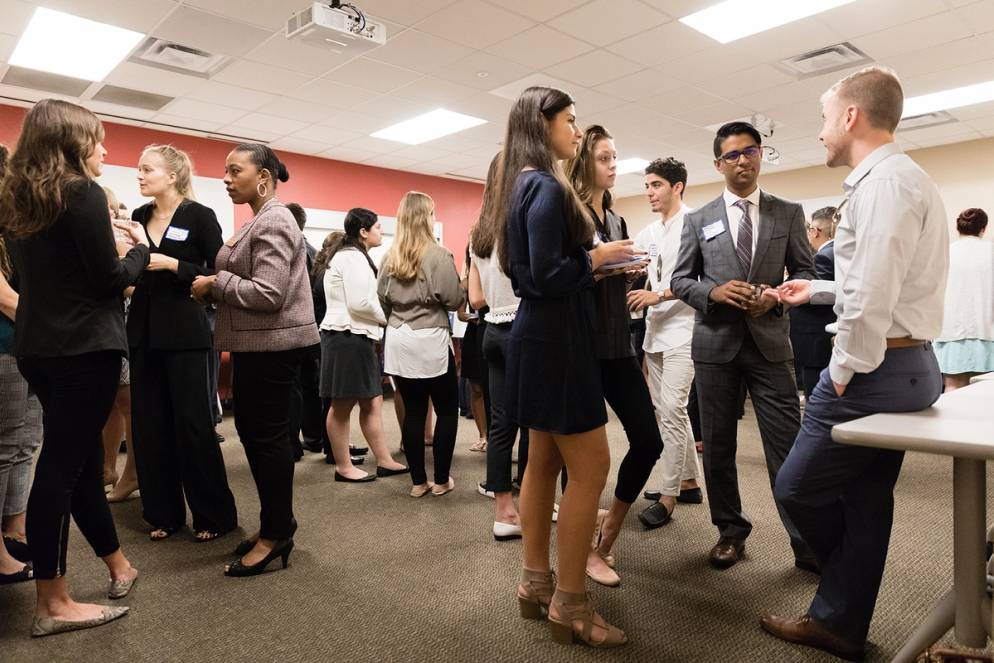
[{"left": 590, "top": 206, "right": 635, "bottom": 360}]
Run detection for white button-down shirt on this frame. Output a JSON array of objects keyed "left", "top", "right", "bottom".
[
  {"left": 722, "top": 187, "right": 761, "bottom": 257},
  {"left": 829, "top": 142, "right": 949, "bottom": 385},
  {"left": 633, "top": 204, "right": 696, "bottom": 353}
]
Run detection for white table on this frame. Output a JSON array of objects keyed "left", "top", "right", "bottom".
[
  {"left": 832, "top": 379, "right": 994, "bottom": 663},
  {"left": 971, "top": 372, "right": 994, "bottom": 384}
]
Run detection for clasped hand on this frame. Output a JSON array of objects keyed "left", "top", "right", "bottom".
[
  {"left": 709, "top": 280, "right": 777, "bottom": 317},
  {"left": 190, "top": 275, "right": 216, "bottom": 304}
]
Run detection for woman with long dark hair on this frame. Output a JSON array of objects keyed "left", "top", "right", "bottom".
[
  {"left": 0, "top": 99, "right": 148, "bottom": 635},
  {"left": 191, "top": 144, "right": 319, "bottom": 576},
  {"left": 495, "top": 87, "right": 635, "bottom": 647},
  {"left": 319, "top": 207, "right": 407, "bottom": 482}
]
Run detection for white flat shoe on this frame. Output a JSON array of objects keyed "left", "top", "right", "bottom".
[
  {"left": 410, "top": 482, "right": 434, "bottom": 498},
  {"left": 31, "top": 606, "right": 129, "bottom": 637},
  {"left": 493, "top": 521, "right": 522, "bottom": 541},
  {"left": 477, "top": 482, "right": 495, "bottom": 499},
  {"left": 431, "top": 478, "right": 455, "bottom": 496}
]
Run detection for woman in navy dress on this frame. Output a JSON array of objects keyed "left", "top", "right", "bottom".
[{"left": 494, "top": 86, "right": 636, "bottom": 648}]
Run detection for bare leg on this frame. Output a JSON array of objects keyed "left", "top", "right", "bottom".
[
  {"left": 469, "top": 382, "right": 487, "bottom": 441},
  {"left": 520, "top": 430, "right": 562, "bottom": 574},
  {"left": 35, "top": 549, "right": 136, "bottom": 620},
  {"left": 0, "top": 536, "right": 25, "bottom": 574},
  {"left": 107, "top": 387, "right": 138, "bottom": 502},
  {"left": 3, "top": 511, "right": 26, "bottom": 541},
  {"left": 329, "top": 399, "right": 368, "bottom": 480},
  {"left": 424, "top": 398, "right": 434, "bottom": 447},
  {"left": 495, "top": 491, "right": 520, "bottom": 525},
  {"left": 358, "top": 396, "right": 405, "bottom": 470},
  {"left": 944, "top": 374, "right": 973, "bottom": 392},
  {"left": 100, "top": 399, "right": 123, "bottom": 487}
]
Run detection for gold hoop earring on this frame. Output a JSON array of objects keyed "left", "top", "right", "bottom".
[{"left": 257, "top": 182, "right": 268, "bottom": 198}]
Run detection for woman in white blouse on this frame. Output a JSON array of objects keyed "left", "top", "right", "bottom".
[
  {"left": 934, "top": 207, "right": 994, "bottom": 390},
  {"left": 320, "top": 208, "right": 408, "bottom": 482}
]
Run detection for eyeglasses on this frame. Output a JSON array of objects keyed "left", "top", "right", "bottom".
[
  {"left": 805, "top": 224, "right": 820, "bottom": 233},
  {"left": 719, "top": 145, "right": 761, "bottom": 164}
]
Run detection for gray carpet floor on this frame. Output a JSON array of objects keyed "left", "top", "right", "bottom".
[{"left": 2, "top": 396, "right": 992, "bottom": 662}]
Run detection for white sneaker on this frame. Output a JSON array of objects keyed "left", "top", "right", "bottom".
[
  {"left": 477, "top": 483, "right": 495, "bottom": 499},
  {"left": 493, "top": 521, "right": 522, "bottom": 541}
]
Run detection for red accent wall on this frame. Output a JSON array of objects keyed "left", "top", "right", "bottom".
[{"left": 0, "top": 103, "right": 482, "bottom": 267}]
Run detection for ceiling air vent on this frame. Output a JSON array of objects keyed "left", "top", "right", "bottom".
[
  {"left": 778, "top": 42, "right": 872, "bottom": 79},
  {"left": 898, "top": 111, "right": 958, "bottom": 131},
  {"left": 92, "top": 84, "right": 173, "bottom": 111},
  {"left": 1, "top": 66, "right": 91, "bottom": 96},
  {"left": 130, "top": 38, "right": 228, "bottom": 78}
]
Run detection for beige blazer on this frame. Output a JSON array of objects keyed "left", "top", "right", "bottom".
[{"left": 212, "top": 197, "right": 319, "bottom": 352}]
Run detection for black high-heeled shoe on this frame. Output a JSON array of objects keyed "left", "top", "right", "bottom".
[
  {"left": 224, "top": 539, "right": 294, "bottom": 577},
  {"left": 233, "top": 518, "right": 297, "bottom": 557}
]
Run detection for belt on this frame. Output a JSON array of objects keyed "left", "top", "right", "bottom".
[{"left": 886, "top": 337, "right": 925, "bottom": 349}]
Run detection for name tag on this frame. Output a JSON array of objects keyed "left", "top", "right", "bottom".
[
  {"left": 702, "top": 220, "right": 726, "bottom": 241},
  {"left": 164, "top": 226, "right": 189, "bottom": 242}
]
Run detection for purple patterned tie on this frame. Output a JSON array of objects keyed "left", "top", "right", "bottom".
[{"left": 733, "top": 199, "right": 753, "bottom": 276}]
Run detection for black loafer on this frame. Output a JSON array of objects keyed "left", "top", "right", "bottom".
[
  {"left": 376, "top": 466, "right": 409, "bottom": 477},
  {"left": 677, "top": 487, "right": 703, "bottom": 504},
  {"left": 643, "top": 490, "right": 661, "bottom": 501},
  {"left": 334, "top": 472, "right": 376, "bottom": 483},
  {"left": 349, "top": 445, "right": 369, "bottom": 456},
  {"left": 324, "top": 455, "right": 365, "bottom": 465},
  {"left": 638, "top": 502, "right": 673, "bottom": 529}
]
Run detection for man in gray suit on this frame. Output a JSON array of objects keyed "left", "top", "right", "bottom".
[{"left": 671, "top": 122, "right": 816, "bottom": 571}]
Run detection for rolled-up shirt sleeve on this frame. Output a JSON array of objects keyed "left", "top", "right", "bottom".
[{"left": 829, "top": 179, "right": 922, "bottom": 385}]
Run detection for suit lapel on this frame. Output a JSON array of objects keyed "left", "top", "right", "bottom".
[{"left": 748, "top": 192, "right": 776, "bottom": 281}]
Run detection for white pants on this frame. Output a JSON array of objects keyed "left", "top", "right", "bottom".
[{"left": 645, "top": 342, "right": 700, "bottom": 497}]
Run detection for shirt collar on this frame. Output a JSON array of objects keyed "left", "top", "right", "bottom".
[
  {"left": 843, "top": 142, "right": 903, "bottom": 192},
  {"left": 723, "top": 186, "right": 761, "bottom": 209},
  {"left": 659, "top": 203, "right": 691, "bottom": 229}
]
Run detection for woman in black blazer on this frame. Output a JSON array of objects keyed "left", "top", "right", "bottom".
[
  {"left": 128, "top": 144, "right": 237, "bottom": 542},
  {"left": 0, "top": 99, "right": 145, "bottom": 636}
]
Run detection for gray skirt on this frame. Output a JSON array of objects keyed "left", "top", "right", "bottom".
[{"left": 319, "top": 329, "right": 382, "bottom": 400}]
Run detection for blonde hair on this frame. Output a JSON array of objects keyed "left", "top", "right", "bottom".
[
  {"left": 823, "top": 66, "right": 904, "bottom": 133},
  {"left": 102, "top": 186, "right": 121, "bottom": 217},
  {"left": 384, "top": 192, "right": 435, "bottom": 281},
  {"left": 141, "top": 144, "right": 196, "bottom": 200}
]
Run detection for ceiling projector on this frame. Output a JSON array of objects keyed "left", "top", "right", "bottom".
[{"left": 286, "top": 2, "right": 386, "bottom": 53}]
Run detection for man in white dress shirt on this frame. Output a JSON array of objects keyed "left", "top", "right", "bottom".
[
  {"left": 627, "top": 158, "right": 702, "bottom": 529},
  {"left": 762, "top": 66, "right": 948, "bottom": 661}
]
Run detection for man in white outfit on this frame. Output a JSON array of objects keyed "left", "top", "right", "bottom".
[{"left": 628, "top": 157, "right": 703, "bottom": 529}]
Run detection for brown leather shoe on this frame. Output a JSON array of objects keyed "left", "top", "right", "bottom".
[
  {"left": 760, "top": 614, "right": 864, "bottom": 661},
  {"left": 708, "top": 537, "right": 745, "bottom": 569}
]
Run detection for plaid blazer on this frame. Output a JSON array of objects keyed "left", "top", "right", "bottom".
[
  {"left": 671, "top": 191, "right": 814, "bottom": 364},
  {"left": 212, "top": 197, "right": 319, "bottom": 353}
]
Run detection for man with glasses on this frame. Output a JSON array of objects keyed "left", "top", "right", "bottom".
[
  {"left": 670, "top": 121, "right": 816, "bottom": 572},
  {"left": 627, "top": 157, "right": 702, "bottom": 529},
  {"left": 789, "top": 207, "right": 838, "bottom": 399}
]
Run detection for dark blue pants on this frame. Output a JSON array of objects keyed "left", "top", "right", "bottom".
[{"left": 774, "top": 344, "right": 942, "bottom": 642}]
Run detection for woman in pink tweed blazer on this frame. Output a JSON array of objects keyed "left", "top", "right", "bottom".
[{"left": 191, "top": 143, "right": 318, "bottom": 577}]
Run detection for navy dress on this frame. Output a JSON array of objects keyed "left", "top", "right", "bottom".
[{"left": 505, "top": 170, "right": 606, "bottom": 435}]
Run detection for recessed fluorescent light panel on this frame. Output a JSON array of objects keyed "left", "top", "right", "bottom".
[
  {"left": 680, "top": 0, "right": 857, "bottom": 44},
  {"left": 903, "top": 80, "right": 994, "bottom": 118},
  {"left": 10, "top": 7, "right": 144, "bottom": 81},
  {"left": 616, "top": 158, "right": 650, "bottom": 176},
  {"left": 371, "top": 109, "right": 486, "bottom": 145}
]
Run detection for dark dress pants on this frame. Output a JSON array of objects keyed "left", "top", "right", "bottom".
[
  {"left": 18, "top": 351, "right": 122, "bottom": 579},
  {"left": 130, "top": 347, "right": 237, "bottom": 533},
  {"left": 775, "top": 345, "right": 942, "bottom": 642},
  {"left": 289, "top": 342, "right": 322, "bottom": 455},
  {"left": 602, "top": 356, "right": 663, "bottom": 503},
  {"left": 232, "top": 349, "right": 303, "bottom": 540},
  {"left": 694, "top": 333, "right": 810, "bottom": 557},
  {"left": 482, "top": 323, "right": 528, "bottom": 493},
  {"left": 394, "top": 353, "right": 458, "bottom": 486}
]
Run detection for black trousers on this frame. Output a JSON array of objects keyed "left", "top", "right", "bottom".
[
  {"left": 288, "top": 342, "right": 323, "bottom": 456},
  {"left": 18, "top": 351, "right": 122, "bottom": 579},
  {"left": 394, "top": 353, "right": 458, "bottom": 486},
  {"left": 482, "top": 323, "right": 528, "bottom": 493},
  {"left": 602, "top": 356, "right": 664, "bottom": 503},
  {"left": 130, "top": 347, "right": 237, "bottom": 533},
  {"left": 694, "top": 334, "right": 809, "bottom": 556},
  {"left": 232, "top": 349, "right": 303, "bottom": 540},
  {"left": 629, "top": 318, "right": 646, "bottom": 367}
]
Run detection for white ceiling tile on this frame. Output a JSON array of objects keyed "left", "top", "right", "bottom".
[
  {"left": 358, "top": 0, "right": 460, "bottom": 27},
  {"left": 254, "top": 99, "right": 338, "bottom": 125},
  {"left": 485, "top": 25, "right": 594, "bottom": 69},
  {"left": 290, "top": 79, "right": 380, "bottom": 109},
  {"left": 390, "top": 145, "right": 456, "bottom": 162},
  {"left": 901, "top": 58, "right": 994, "bottom": 97},
  {"left": 666, "top": 44, "right": 755, "bottom": 83},
  {"left": 851, "top": 11, "right": 974, "bottom": 60},
  {"left": 365, "top": 29, "right": 473, "bottom": 73},
  {"left": 948, "top": 99, "right": 994, "bottom": 121},
  {"left": 0, "top": 32, "right": 18, "bottom": 62},
  {"left": 817, "top": 0, "right": 958, "bottom": 41},
  {"left": 432, "top": 51, "right": 532, "bottom": 90},
  {"left": 698, "top": 65, "right": 796, "bottom": 102},
  {"left": 103, "top": 62, "right": 204, "bottom": 98},
  {"left": 213, "top": 60, "right": 312, "bottom": 95},
  {"left": 289, "top": 123, "right": 364, "bottom": 146},
  {"left": 390, "top": 76, "right": 480, "bottom": 104},
  {"left": 640, "top": 86, "right": 727, "bottom": 115},
  {"left": 321, "top": 109, "right": 401, "bottom": 134},
  {"left": 317, "top": 146, "right": 378, "bottom": 163},
  {"left": 955, "top": 0, "right": 994, "bottom": 31},
  {"left": 0, "top": 0, "right": 36, "bottom": 37},
  {"left": 605, "top": 20, "right": 724, "bottom": 67},
  {"left": 185, "top": 80, "right": 279, "bottom": 111},
  {"left": 269, "top": 136, "right": 331, "bottom": 155},
  {"left": 184, "top": 0, "right": 291, "bottom": 31},
  {"left": 593, "top": 68, "right": 686, "bottom": 103},
  {"left": 486, "top": 0, "right": 592, "bottom": 22},
  {"left": 417, "top": 0, "right": 535, "bottom": 49},
  {"left": 544, "top": 51, "right": 643, "bottom": 87},
  {"left": 224, "top": 112, "right": 310, "bottom": 136},
  {"left": 548, "top": 0, "right": 669, "bottom": 47},
  {"left": 161, "top": 98, "right": 247, "bottom": 124},
  {"left": 323, "top": 57, "right": 423, "bottom": 93},
  {"left": 880, "top": 32, "right": 994, "bottom": 81},
  {"left": 569, "top": 85, "right": 628, "bottom": 115},
  {"left": 85, "top": 99, "right": 158, "bottom": 121},
  {"left": 148, "top": 112, "right": 226, "bottom": 133},
  {"left": 966, "top": 114, "right": 994, "bottom": 131},
  {"left": 350, "top": 95, "right": 437, "bottom": 122},
  {"left": 911, "top": 129, "right": 982, "bottom": 148},
  {"left": 338, "top": 135, "right": 403, "bottom": 155},
  {"left": 41, "top": 0, "right": 178, "bottom": 32},
  {"left": 215, "top": 123, "right": 282, "bottom": 142},
  {"left": 636, "top": 0, "right": 718, "bottom": 19},
  {"left": 446, "top": 165, "right": 488, "bottom": 180},
  {"left": 243, "top": 34, "right": 352, "bottom": 78},
  {"left": 669, "top": 102, "right": 762, "bottom": 127},
  {"left": 362, "top": 154, "right": 423, "bottom": 170},
  {"left": 722, "top": 17, "right": 847, "bottom": 64},
  {"left": 448, "top": 91, "right": 513, "bottom": 122},
  {"left": 151, "top": 6, "right": 273, "bottom": 58}
]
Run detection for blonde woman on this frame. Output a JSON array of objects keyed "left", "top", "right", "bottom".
[
  {"left": 377, "top": 193, "right": 464, "bottom": 497},
  {"left": 128, "top": 145, "right": 236, "bottom": 542}
]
